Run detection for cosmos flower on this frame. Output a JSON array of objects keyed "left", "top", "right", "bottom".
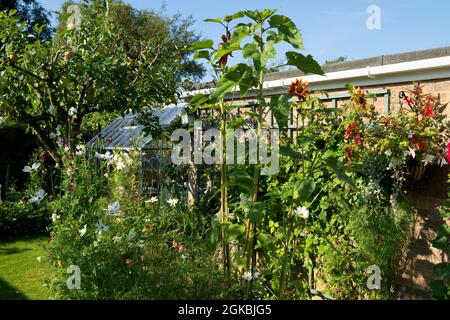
[
  {"left": 29, "top": 189, "right": 46, "bottom": 204},
  {"left": 242, "top": 271, "right": 253, "bottom": 281},
  {"left": 167, "top": 198, "right": 179, "bottom": 207},
  {"left": 106, "top": 201, "right": 122, "bottom": 216},
  {"left": 145, "top": 197, "right": 158, "bottom": 204},
  {"left": 75, "top": 144, "right": 86, "bottom": 156},
  {"left": 51, "top": 213, "right": 61, "bottom": 223},
  {"left": 95, "top": 151, "right": 113, "bottom": 161},
  {"left": 96, "top": 221, "right": 108, "bottom": 234},
  {"left": 23, "top": 162, "right": 41, "bottom": 173},
  {"left": 68, "top": 107, "right": 78, "bottom": 119},
  {"left": 288, "top": 79, "right": 309, "bottom": 102},
  {"left": 79, "top": 225, "right": 87, "bottom": 237},
  {"left": 295, "top": 206, "right": 309, "bottom": 219}
]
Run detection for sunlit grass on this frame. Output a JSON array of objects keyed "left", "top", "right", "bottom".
[{"left": 0, "top": 235, "right": 52, "bottom": 300}]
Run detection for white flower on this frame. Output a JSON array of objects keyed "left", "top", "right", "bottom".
[
  {"left": 95, "top": 151, "right": 113, "bottom": 161},
  {"left": 112, "top": 236, "right": 122, "bottom": 243},
  {"left": 242, "top": 271, "right": 253, "bottom": 281},
  {"left": 145, "top": 197, "right": 158, "bottom": 204},
  {"left": 115, "top": 160, "right": 126, "bottom": 171},
  {"left": 68, "top": 107, "right": 78, "bottom": 119},
  {"left": 75, "top": 144, "right": 86, "bottom": 156},
  {"left": 295, "top": 206, "right": 309, "bottom": 219},
  {"left": 51, "top": 213, "right": 61, "bottom": 223},
  {"left": 96, "top": 221, "right": 108, "bottom": 234},
  {"left": 408, "top": 147, "right": 416, "bottom": 159},
  {"left": 29, "top": 189, "right": 46, "bottom": 204},
  {"left": 79, "top": 225, "right": 87, "bottom": 237},
  {"left": 106, "top": 201, "right": 122, "bottom": 216},
  {"left": 36, "top": 256, "right": 43, "bottom": 263},
  {"left": 23, "top": 162, "right": 40, "bottom": 173},
  {"left": 385, "top": 150, "right": 392, "bottom": 157},
  {"left": 167, "top": 198, "right": 178, "bottom": 207}
]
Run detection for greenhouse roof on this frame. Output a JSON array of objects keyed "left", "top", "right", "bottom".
[{"left": 87, "top": 103, "right": 188, "bottom": 150}]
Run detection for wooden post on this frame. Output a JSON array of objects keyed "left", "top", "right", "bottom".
[{"left": 187, "top": 161, "right": 198, "bottom": 207}]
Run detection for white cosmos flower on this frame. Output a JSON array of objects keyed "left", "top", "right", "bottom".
[
  {"left": 79, "top": 225, "right": 87, "bottom": 237},
  {"left": 75, "top": 144, "right": 86, "bottom": 156},
  {"left": 95, "top": 151, "right": 113, "bottom": 161},
  {"left": 96, "top": 221, "right": 108, "bottom": 234},
  {"left": 29, "top": 189, "right": 46, "bottom": 204},
  {"left": 167, "top": 198, "right": 178, "bottom": 207},
  {"left": 68, "top": 107, "right": 78, "bottom": 119},
  {"left": 242, "top": 271, "right": 253, "bottom": 281},
  {"left": 295, "top": 206, "right": 309, "bottom": 219},
  {"left": 23, "top": 162, "right": 40, "bottom": 173},
  {"left": 115, "top": 160, "right": 126, "bottom": 171},
  {"left": 145, "top": 197, "right": 158, "bottom": 204},
  {"left": 106, "top": 201, "right": 122, "bottom": 216}
]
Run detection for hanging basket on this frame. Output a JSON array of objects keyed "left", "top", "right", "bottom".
[{"left": 407, "top": 164, "right": 426, "bottom": 182}]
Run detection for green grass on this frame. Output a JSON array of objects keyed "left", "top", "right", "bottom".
[{"left": 0, "top": 235, "right": 52, "bottom": 300}]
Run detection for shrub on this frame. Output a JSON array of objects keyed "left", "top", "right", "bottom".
[{"left": 0, "top": 200, "right": 50, "bottom": 239}]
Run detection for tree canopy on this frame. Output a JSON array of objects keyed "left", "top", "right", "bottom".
[
  {"left": 0, "top": 0, "right": 186, "bottom": 162},
  {"left": 0, "top": 0, "right": 52, "bottom": 39}
]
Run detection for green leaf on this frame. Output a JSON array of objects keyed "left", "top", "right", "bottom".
[
  {"left": 242, "top": 43, "right": 259, "bottom": 60},
  {"left": 241, "top": 9, "right": 278, "bottom": 23},
  {"left": 260, "top": 40, "right": 277, "bottom": 67},
  {"left": 280, "top": 146, "right": 305, "bottom": 160},
  {"left": 189, "top": 93, "right": 209, "bottom": 109},
  {"left": 294, "top": 179, "right": 316, "bottom": 202},
  {"left": 324, "top": 157, "right": 355, "bottom": 188},
  {"left": 430, "top": 280, "right": 449, "bottom": 299},
  {"left": 188, "top": 39, "right": 214, "bottom": 51},
  {"left": 211, "top": 64, "right": 257, "bottom": 100},
  {"left": 193, "top": 50, "right": 210, "bottom": 60},
  {"left": 285, "top": 51, "right": 324, "bottom": 75},
  {"left": 247, "top": 202, "right": 266, "bottom": 224},
  {"left": 269, "top": 15, "right": 304, "bottom": 49},
  {"left": 433, "top": 235, "right": 449, "bottom": 250},
  {"left": 204, "top": 18, "right": 223, "bottom": 24},
  {"left": 270, "top": 94, "right": 291, "bottom": 129},
  {"left": 225, "top": 223, "right": 246, "bottom": 241},
  {"left": 228, "top": 169, "right": 254, "bottom": 194},
  {"left": 434, "top": 263, "right": 450, "bottom": 280},
  {"left": 211, "top": 28, "right": 249, "bottom": 62}
]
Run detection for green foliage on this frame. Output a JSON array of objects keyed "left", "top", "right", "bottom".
[
  {"left": 0, "top": 201, "right": 50, "bottom": 240},
  {"left": 0, "top": 2, "right": 181, "bottom": 162},
  {"left": 430, "top": 173, "right": 450, "bottom": 300}
]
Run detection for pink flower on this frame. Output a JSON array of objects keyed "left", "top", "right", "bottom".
[{"left": 447, "top": 142, "right": 450, "bottom": 165}]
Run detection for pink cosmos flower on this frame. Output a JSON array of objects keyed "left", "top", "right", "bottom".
[{"left": 447, "top": 142, "right": 450, "bottom": 165}]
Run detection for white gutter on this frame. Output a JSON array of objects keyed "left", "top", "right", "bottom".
[
  {"left": 183, "top": 56, "right": 450, "bottom": 98},
  {"left": 268, "top": 56, "right": 450, "bottom": 89}
]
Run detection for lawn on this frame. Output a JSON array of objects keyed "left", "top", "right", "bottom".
[{"left": 0, "top": 235, "right": 52, "bottom": 300}]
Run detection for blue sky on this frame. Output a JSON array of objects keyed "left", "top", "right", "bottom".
[{"left": 40, "top": 0, "right": 450, "bottom": 80}]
